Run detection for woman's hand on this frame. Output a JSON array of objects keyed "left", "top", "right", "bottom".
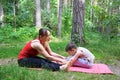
[{"left": 57, "top": 59, "right": 68, "bottom": 65}]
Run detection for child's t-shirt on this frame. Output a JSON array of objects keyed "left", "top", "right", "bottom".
[
  {"left": 77, "top": 47, "right": 95, "bottom": 63},
  {"left": 66, "top": 47, "right": 95, "bottom": 63}
]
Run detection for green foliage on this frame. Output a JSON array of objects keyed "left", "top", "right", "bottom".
[
  {"left": 50, "top": 0, "right": 58, "bottom": 8},
  {"left": 0, "top": 25, "right": 14, "bottom": 42},
  {"left": 85, "top": 0, "right": 120, "bottom": 40},
  {"left": 41, "top": 9, "right": 58, "bottom": 31},
  {"left": 62, "top": 8, "right": 72, "bottom": 36},
  {"left": 18, "top": 0, "right": 35, "bottom": 27},
  {"left": 71, "top": 34, "right": 80, "bottom": 45},
  {"left": 0, "top": 26, "right": 37, "bottom": 43},
  {"left": 4, "top": 15, "right": 14, "bottom": 26},
  {"left": 0, "top": 64, "right": 119, "bottom": 80},
  {"left": 16, "top": 27, "right": 37, "bottom": 40},
  {"left": 85, "top": 19, "right": 96, "bottom": 31},
  {"left": 2, "top": 0, "right": 119, "bottom": 39},
  {"left": 2, "top": 0, "right": 35, "bottom": 27}
]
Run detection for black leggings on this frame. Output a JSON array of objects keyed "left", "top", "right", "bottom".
[{"left": 18, "top": 56, "right": 61, "bottom": 71}]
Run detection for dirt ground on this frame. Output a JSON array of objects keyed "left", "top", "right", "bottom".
[
  {"left": 108, "top": 60, "right": 120, "bottom": 76},
  {"left": 0, "top": 58, "right": 120, "bottom": 76}
]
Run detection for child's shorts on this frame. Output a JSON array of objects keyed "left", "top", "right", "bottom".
[{"left": 73, "top": 58, "right": 94, "bottom": 68}]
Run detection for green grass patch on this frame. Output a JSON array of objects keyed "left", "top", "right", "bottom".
[
  {"left": 0, "top": 42, "right": 25, "bottom": 58},
  {"left": 0, "top": 65, "right": 119, "bottom": 80}
]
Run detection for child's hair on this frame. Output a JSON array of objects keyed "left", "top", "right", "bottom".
[{"left": 65, "top": 42, "right": 77, "bottom": 52}]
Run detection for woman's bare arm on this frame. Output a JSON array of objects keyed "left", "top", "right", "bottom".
[
  {"left": 31, "top": 41, "right": 67, "bottom": 64},
  {"left": 44, "top": 42, "right": 65, "bottom": 59}
]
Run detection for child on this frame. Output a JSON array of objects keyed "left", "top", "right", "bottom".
[{"left": 65, "top": 43, "right": 95, "bottom": 68}]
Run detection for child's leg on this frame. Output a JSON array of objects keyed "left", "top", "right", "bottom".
[
  {"left": 73, "top": 58, "right": 94, "bottom": 68},
  {"left": 60, "top": 52, "right": 81, "bottom": 71},
  {"left": 60, "top": 60, "right": 73, "bottom": 71}
]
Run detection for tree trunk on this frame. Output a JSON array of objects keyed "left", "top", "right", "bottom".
[
  {"left": 41, "top": 0, "right": 44, "bottom": 10},
  {"left": 64, "top": 0, "right": 68, "bottom": 7},
  {"left": 46, "top": 0, "right": 50, "bottom": 15},
  {"left": 90, "top": 0, "right": 93, "bottom": 22},
  {"left": 71, "top": 0, "right": 85, "bottom": 45},
  {"left": 0, "top": 3, "right": 4, "bottom": 27},
  {"left": 57, "top": 0, "right": 63, "bottom": 36},
  {"left": 35, "top": 0, "right": 41, "bottom": 29},
  {"left": 13, "top": 0, "right": 18, "bottom": 31},
  {"left": 46, "top": 0, "right": 50, "bottom": 28}
]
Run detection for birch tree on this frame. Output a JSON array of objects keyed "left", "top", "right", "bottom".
[
  {"left": 0, "top": 3, "right": 4, "bottom": 27},
  {"left": 57, "top": 0, "right": 63, "bottom": 36},
  {"left": 35, "top": 0, "right": 41, "bottom": 29}
]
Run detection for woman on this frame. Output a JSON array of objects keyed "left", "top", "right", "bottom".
[{"left": 18, "top": 28, "right": 71, "bottom": 71}]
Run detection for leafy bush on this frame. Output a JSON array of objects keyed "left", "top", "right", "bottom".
[
  {"left": 0, "top": 25, "right": 14, "bottom": 42},
  {"left": 16, "top": 27, "right": 37, "bottom": 41},
  {"left": 0, "top": 26, "right": 37, "bottom": 43},
  {"left": 62, "top": 8, "right": 72, "bottom": 36}
]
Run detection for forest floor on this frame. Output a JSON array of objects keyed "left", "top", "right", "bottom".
[{"left": 0, "top": 58, "right": 120, "bottom": 76}]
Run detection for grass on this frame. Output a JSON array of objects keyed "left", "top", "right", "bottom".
[
  {"left": 0, "top": 65, "right": 119, "bottom": 80},
  {"left": 0, "top": 42, "right": 26, "bottom": 58},
  {"left": 0, "top": 32, "right": 120, "bottom": 80}
]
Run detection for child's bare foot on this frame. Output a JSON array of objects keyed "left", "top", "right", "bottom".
[
  {"left": 60, "top": 60, "right": 72, "bottom": 71},
  {"left": 65, "top": 59, "right": 74, "bottom": 72},
  {"left": 60, "top": 58, "right": 75, "bottom": 71}
]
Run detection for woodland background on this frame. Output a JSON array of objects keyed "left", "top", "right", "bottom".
[
  {"left": 0, "top": 0, "right": 120, "bottom": 80},
  {"left": 0, "top": 0, "right": 119, "bottom": 43}
]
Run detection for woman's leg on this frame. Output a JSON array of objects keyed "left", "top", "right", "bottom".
[{"left": 18, "top": 56, "right": 61, "bottom": 71}]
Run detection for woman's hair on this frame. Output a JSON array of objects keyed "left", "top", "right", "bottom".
[
  {"left": 39, "top": 28, "right": 49, "bottom": 37},
  {"left": 65, "top": 42, "right": 77, "bottom": 52}
]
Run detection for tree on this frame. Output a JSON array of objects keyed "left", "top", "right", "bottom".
[
  {"left": 13, "top": 0, "right": 18, "bottom": 30},
  {"left": 0, "top": 3, "right": 4, "bottom": 27},
  {"left": 46, "top": 0, "right": 50, "bottom": 28},
  {"left": 71, "top": 0, "right": 85, "bottom": 45},
  {"left": 57, "top": 0, "right": 63, "bottom": 36},
  {"left": 35, "top": 0, "right": 41, "bottom": 29}
]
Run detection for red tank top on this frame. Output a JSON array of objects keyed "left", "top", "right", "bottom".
[{"left": 18, "top": 41, "right": 39, "bottom": 60}]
